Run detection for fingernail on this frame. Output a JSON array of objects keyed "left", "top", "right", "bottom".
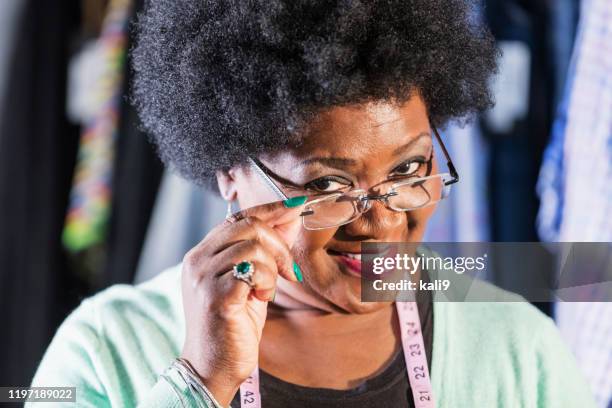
[
  {"left": 283, "top": 196, "right": 308, "bottom": 208},
  {"left": 271, "top": 290, "right": 276, "bottom": 302},
  {"left": 293, "top": 261, "right": 303, "bottom": 282}
]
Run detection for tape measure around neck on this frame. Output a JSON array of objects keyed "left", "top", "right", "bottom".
[{"left": 239, "top": 301, "right": 435, "bottom": 408}]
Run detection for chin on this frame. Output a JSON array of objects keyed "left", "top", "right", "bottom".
[
  {"left": 342, "top": 297, "right": 393, "bottom": 314},
  {"left": 303, "top": 240, "right": 416, "bottom": 314},
  {"left": 323, "top": 264, "right": 393, "bottom": 314}
]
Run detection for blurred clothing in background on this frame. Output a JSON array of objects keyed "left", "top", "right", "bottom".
[
  {"left": 537, "top": 0, "right": 612, "bottom": 405},
  {"left": 0, "top": 0, "right": 24, "bottom": 120},
  {"left": 0, "top": 0, "right": 163, "bottom": 387},
  {"left": 426, "top": 0, "right": 580, "bottom": 247},
  {"left": 0, "top": 0, "right": 82, "bottom": 388},
  {"left": 134, "top": 171, "right": 226, "bottom": 284},
  {"left": 482, "top": 0, "right": 579, "bottom": 244},
  {"left": 62, "top": 0, "right": 132, "bottom": 256}
]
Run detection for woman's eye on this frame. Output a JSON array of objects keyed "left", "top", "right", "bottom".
[
  {"left": 393, "top": 160, "right": 422, "bottom": 176},
  {"left": 304, "top": 177, "right": 351, "bottom": 193}
]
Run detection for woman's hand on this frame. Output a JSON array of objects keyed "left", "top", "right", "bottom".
[{"left": 180, "top": 197, "right": 307, "bottom": 406}]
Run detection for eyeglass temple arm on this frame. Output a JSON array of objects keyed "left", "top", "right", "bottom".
[
  {"left": 247, "top": 157, "right": 290, "bottom": 200},
  {"left": 247, "top": 157, "right": 316, "bottom": 217},
  {"left": 431, "top": 125, "right": 459, "bottom": 185}
]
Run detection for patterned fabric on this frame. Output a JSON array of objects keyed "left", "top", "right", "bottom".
[
  {"left": 537, "top": 0, "right": 612, "bottom": 405},
  {"left": 556, "top": 302, "right": 612, "bottom": 407},
  {"left": 62, "top": 0, "right": 132, "bottom": 252}
]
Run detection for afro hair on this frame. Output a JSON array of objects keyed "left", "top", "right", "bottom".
[{"left": 132, "top": 0, "right": 498, "bottom": 187}]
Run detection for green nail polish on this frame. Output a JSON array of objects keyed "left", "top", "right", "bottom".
[
  {"left": 272, "top": 290, "right": 276, "bottom": 302},
  {"left": 283, "top": 195, "right": 308, "bottom": 208},
  {"left": 293, "top": 261, "right": 303, "bottom": 282}
]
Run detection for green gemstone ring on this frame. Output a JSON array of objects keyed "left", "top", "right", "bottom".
[{"left": 232, "top": 260, "right": 255, "bottom": 287}]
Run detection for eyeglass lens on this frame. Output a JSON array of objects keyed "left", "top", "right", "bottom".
[{"left": 302, "top": 174, "right": 451, "bottom": 230}]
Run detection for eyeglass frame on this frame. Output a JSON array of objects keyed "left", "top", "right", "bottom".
[{"left": 246, "top": 124, "right": 459, "bottom": 227}]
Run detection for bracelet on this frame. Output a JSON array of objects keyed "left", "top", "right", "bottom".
[
  {"left": 160, "top": 371, "right": 188, "bottom": 408},
  {"left": 171, "top": 358, "right": 227, "bottom": 408},
  {"left": 171, "top": 361, "right": 213, "bottom": 407}
]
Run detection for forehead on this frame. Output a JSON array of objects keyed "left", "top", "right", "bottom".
[{"left": 293, "top": 96, "right": 431, "bottom": 159}]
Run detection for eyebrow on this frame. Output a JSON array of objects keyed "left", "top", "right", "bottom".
[
  {"left": 391, "top": 132, "right": 431, "bottom": 155},
  {"left": 300, "top": 157, "right": 358, "bottom": 169},
  {"left": 299, "top": 132, "right": 432, "bottom": 169}
]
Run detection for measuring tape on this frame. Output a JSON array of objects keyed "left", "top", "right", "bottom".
[{"left": 239, "top": 301, "right": 435, "bottom": 407}]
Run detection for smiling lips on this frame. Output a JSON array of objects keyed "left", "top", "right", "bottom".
[
  {"left": 340, "top": 252, "right": 363, "bottom": 273},
  {"left": 327, "top": 245, "right": 393, "bottom": 277},
  {"left": 330, "top": 251, "right": 362, "bottom": 276}
]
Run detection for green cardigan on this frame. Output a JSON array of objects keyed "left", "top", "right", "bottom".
[{"left": 28, "top": 263, "right": 596, "bottom": 407}]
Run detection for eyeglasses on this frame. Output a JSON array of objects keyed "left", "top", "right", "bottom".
[{"left": 248, "top": 125, "right": 458, "bottom": 230}]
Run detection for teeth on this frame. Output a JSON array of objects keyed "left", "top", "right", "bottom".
[
  {"left": 330, "top": 245, "right": 393, "bottom": 260},
  {"left": 342, "top": 252, "right": 361, "bottom": 261}
]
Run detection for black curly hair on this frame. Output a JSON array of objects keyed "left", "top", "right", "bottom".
[{"left": 132, "top": 0, "right": 498, "bottom": 187}]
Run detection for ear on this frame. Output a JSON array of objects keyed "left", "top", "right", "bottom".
[{"left": 215, "top": 168, "right": 238, "bottom": 201}]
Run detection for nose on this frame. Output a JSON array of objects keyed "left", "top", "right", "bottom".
[
  {"left": 362, "top": 191, "right": 399, "bottom": 212},
  {"left": 342, "top": 198, "right": 406, "bottom": 239}
]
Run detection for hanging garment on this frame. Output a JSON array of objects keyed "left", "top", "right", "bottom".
[
  {"left": 482, "top": 0, "right": 573, "bottom": 244},
  {"left": 550, "top": 0, "right": 581, "bottom": 108},
  {"left": 0, "top": 0, "right": 81, "bottom": 388},
  {"left": 537, "top": 0, "right": 612, "bottom": 405},
  {"left": 62, "top": 0, "right": 132, "bottom": 253},
  {"left": 97, "top": 0, "right": 163, "bottom": 287},
  {"left": 103, "top": 98, "right": 164, "bottom": 286},
  {"left": 63, "top": 0, "right": 164, "bottom": 287},
  {"left": 0, "top": 0, "right": 24, "bottom": 122}
]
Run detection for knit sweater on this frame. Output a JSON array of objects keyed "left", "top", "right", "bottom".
[{"left": 28, "top": 263, "right": 596, "bottom": 407}]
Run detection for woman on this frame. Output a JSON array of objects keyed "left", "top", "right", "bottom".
[{"left": 30, "top": 0, "right": 595, "bottom": 407}]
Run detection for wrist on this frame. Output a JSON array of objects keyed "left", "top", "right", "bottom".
[
  {"left": 178, "top": 353, "right": 242, "bottom": 407},
  {"left": 199, "top": 376, "right": 241, "bottom": 408}
]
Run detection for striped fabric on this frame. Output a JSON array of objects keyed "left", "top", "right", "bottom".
[
  {"left": 537, "top": 0, "right": 612, "bottom": 406},
  {"left": 62, "top": 0, "right": 132, "bottom": 252}
]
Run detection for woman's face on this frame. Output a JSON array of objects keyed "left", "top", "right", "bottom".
[{"left": 220, "top": 95, "right": 438, "bottom": 313}]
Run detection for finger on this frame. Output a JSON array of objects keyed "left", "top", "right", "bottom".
[
  {"left": 197, "top": 196, "right": 307, "bottom": 258},
  {"left": 215, "top": 261, "right": 277, "bottom": 303},
  {"left": 212, "top": 237, "right": 295, "bottom": 283},
  {"left": 224, "top": 201, "right": 306, "bottom": 251},
  {"left": 223, "top": 196, "right": 308, "bottom": 229},
  {"left": 204, "top": 221, "right": 298, "bottom": 281},
  {"left": 186, "top": 218, "right": 298, "bottom": 282},
  {"left": 252, "top": 287, "right": 276, "bottom": 303}
]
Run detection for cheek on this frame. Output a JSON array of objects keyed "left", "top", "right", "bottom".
[
  {"left": 292, "top": 228, "right": 335, "bottom": 259},
  {"left": 290, "top": 228, "right": 338, "bottom": 281},
  {"left": 405, "top": 203, "right": 437, "bottom": 240}
]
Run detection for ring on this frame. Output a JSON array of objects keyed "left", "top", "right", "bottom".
[{"left": 232, "top": 260, "right": 255, "bottom": 287}]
